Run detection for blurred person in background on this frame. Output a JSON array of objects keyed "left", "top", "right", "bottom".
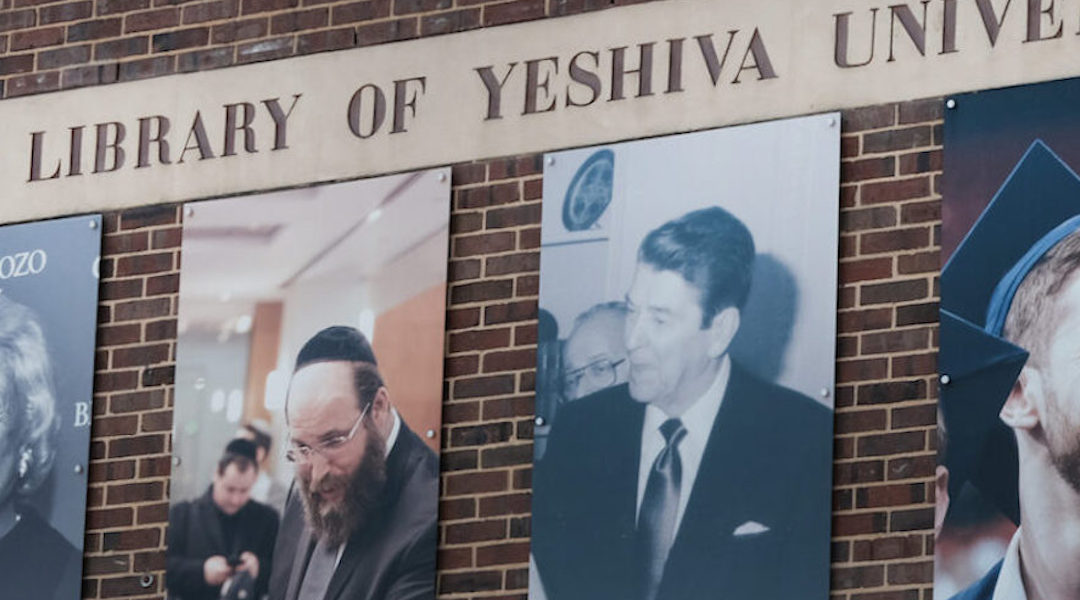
[
  {"left": 0, "top": 295, "right": 81, "bottom": 600},
  {"left": 237, "top": 420, "right": 289, "bottom": 513},
  {"left": 561, "top": 301, "right": 630, "bottom": 402},
  {"left": 167, "top": 439, "right": 279, "bottom": 600}
]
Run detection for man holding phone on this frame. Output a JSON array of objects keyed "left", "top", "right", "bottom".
[{"left": 167, "top": 439, "right": 280, "bottom": 600}]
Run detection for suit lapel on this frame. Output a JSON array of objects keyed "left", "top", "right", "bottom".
[
  {"left": 661, "top": 365, "right": 757, "bottom": 596},
  {"left": 284, "top": 525, "right": 314, "bottom": 600}
]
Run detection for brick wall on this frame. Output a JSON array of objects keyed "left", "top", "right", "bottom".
[
  {"left": 7, "top": 0, "right": 943, "bottom": 597},
  {"left": 0, "top": 0, "right": 647, "bottom": 98},
  {"left": 82, "top": 101, "right": 943, "bottom": 599}
]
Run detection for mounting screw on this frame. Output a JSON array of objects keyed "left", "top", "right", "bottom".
[
  {"left": 535, "top": 416, "right": 546, "bottom": 426},
  {"left": 827, "top": 117, "right": 837, "bottom": 128},
  {"left": 819, "top": 387, "right": 830, "bottom": 398},
  {"left": 437, "top": 172, "right": 447, "bottom": 183},
  {"left": 940, "top": 374, "right": 951, "bottom": 385},
  {"left": 88, "top": 220, "right": 97, "bottom": 229},
  {"left": 139, "top": 574, "right": 154, "bottom": 589},
  {"left": 425, "top": 429, "right": 436, "bottom": 439},
  {"left": 545, "top": 156, "right": 555, "bottom": 166},
  {"left": 74, "top": 464, "right": 84, "bottom": 475},
  {"left": 946, "top": 99, "right": 957, "bottom": 109},
  {"left": 185, "top": 207, "right": 195, "bottom": 218},
  {"left": 172, "top": 456, "right": 182, "bottom": 467}
]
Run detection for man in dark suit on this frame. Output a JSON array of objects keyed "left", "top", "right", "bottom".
[
  {"left": 531, "top": 207, "right": 833, "bottom": 600},
  {"left": 167, "top": 439, "right": 280, "bottom": 600},
  {"left": 268, "top": 326, "right": 438, "bottom": 600}
]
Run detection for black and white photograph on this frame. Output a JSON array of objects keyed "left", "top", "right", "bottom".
[
  {"left": 0, "top": 215, "right": 101, "bottom": 600},
  {"left": 529, "top": 115, "right": 840, "bottom": 600},
  {"left": 166, "top": 170, "right": 450, "bottom": 600}
]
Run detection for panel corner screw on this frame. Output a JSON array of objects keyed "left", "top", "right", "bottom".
[
  {"left": 425, "top": 429, "right": 436, "bottom": 439},
  {"left": 940, "top": 374, "right": 951, "bottom": 385},
  {"left": 545, "top": 156, "right": 555, "bottom": 166},
  {"left": 535, "top": 416, "right": 546, "bottom": 426},
  {"left": 946, "top": 99, "right": 957, "bottom": 109}
]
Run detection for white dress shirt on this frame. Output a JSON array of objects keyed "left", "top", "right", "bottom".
[
  {"left": 635, "top": 355, "right": 730, "bottom": 532},
  {"left": 992, "top": 528, "right": 1027, "bottom": 600}
]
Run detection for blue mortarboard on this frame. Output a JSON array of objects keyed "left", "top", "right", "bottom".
[{"left": 941, "top": 140, "right": 1080, "bottom": 524}]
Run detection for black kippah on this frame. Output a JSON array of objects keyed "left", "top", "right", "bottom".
[
  {"left": 294, "top": 325, "right": 377, "bottom": 369},
  {"left": 224, "top": 438, "right": 258, "bottom": 462}
]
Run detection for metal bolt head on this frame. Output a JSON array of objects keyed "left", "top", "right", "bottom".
[
  {"left": 819, "top": 387, "right": 830, "bottom": 398},
  {"left": 74, "top": 464, "right": 84, "bottom": 475},
  {"left": 437, "top": 172, "right": 447, "bottom": 183},
  {"left": 172, "top": 456, "right": 182, "bottom": 467},
  {"left": 535, "top": 416, "right": 546, "bottom": 426},
  {"left": 946, "top": 99, "right": 957, "bottom": 109},
  {"left": 827, "top": 117, "right": 837, "bottom": 128},
  {"left": 88, "top": 220, "right": 97, "bottom": 229},
  {"left": 425, "top": 429, "right": 436, "bottom": 439},
  {"left": 545, "top": 156, "right": 555, "bottom": 167},
  {"left": 940, "top": 374, "right": 951, "bottom": 385},
  {"left": 139, "top": 574, "right": 154, "bottom": 589},
  {"left": 185, "top": 207, "right": 195, "bottom": 218}
]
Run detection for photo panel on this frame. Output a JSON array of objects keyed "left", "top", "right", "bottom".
[
  {"left": 0, "top": 214, "right": 101, "bottom": 600},
  {"left": 529, "top": 114, "right": 839, "bottom": 600},
  {"left": 166, "top": 170, "right": 449, "bottom": 600},
  {"left": 937, "top": 77, "right": 1080, "bottom": 599}
]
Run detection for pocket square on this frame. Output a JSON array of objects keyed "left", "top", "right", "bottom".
[{"left": 732, "top": 521, "right": 770, "bottom": 536}]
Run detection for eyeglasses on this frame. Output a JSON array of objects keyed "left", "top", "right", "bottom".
[
  {"left": 285, "top": 403, "right": 370, "bottom": 464},
  {"left": 562, "top": 358, "right": 626, "bottom": 399}
]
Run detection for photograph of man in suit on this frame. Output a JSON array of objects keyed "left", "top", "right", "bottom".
[
  {"left": 166, "top": 439, "right": 279, "bottom": 600},
  {"left": 531, "top": 206, "right": 832, "bottom": 600},
  {"left": 268, "top": 326, "right": 438, "bottom": 600}
]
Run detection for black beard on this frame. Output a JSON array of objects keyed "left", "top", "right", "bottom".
[{"left": 299, "top": 425, "right": 387, "bottom": 547}]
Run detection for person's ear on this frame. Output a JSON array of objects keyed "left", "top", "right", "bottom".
[
  {"left": 1000, "top": 367, "right": 1042, "bottom": 430},
  {"left": 371, "top": 386, "right": 392, "bottom": 429},
  {"left": 706, "top": 307, "right": 740, "bottom": 359},
  {"left": 934, "top": 465, "right": 950, "bottom": 538}
]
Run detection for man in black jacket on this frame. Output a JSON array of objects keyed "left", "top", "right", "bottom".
[
  {"left": 268, "top": 326, "right": 438, "bottom": 600},
  {"left": 167, "top": 439, "right": 279, "bottom": 600},
  {"left": 532, "top": 207, "right": 832, "bottom": 600}
]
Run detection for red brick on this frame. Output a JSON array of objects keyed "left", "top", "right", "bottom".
[
  {"left": 483, "top": 0, "right": 543, "bottom": 26},
  {"left": 837, "top": 358, "right": 888, "bottom": 384},
  {"left": 102, "top": 527, "right": 159, "bottom": 550},
  {"left": 858, "top": 431, "right": 925, "bottom": 457},
  {"left": 899, "top": 98, "right": 944, "bottom": 124},
  {"left": 10, "top": 26, "right": 64, "bottom": 50},
  {"left": 40, "top": 0, "right": 92, "bottom": 23},
  {"left": 841, "top": 156, "right": 894, "bottom": 182},
  {"left": 832, "top": 565, "right": 885, "bottom": 590},
  {"left": 236, "top": 35, "right": 293, "bottom": 63},
  {"left": 449, "top": 421, "right": 514, "bottom": 446},
  {"left": 891, "top": 353, "right": 935, "bottom": 377},
  {"left": 296, "top": 25, "right": 352, "bottom": 53},
  {"left": 451, "top": 279, "right": 513, "bottom": 304},
  {"left": 115, "top": 252, "right": 174, "bottom": 276},
  {"left": 458, "top": 182, "right": 519, "bottom": 208},
  {"left": 485, "top": 203, "right": 541, "bottom": 229},
  {"left": 860, "top": 279, "right": 928, "bottom": 305},
  {"left": 98, "top": 0, "right": 150, "bottom": 14},
  {"left": 118, "top": 55, "right": 175, "bottom": 80},
  {"left": 106, "top": 481, "right": 164, "bottom": 504},
  {"left": 863, "top": 126, "right": 933, "bottom": 153},
  {"left": 211, "top": 17, "right": 267, "bottom": 43},
  {"left": 859, "top": 227, "right": 930, "bottom": 254},
  {"left": 67, "top": 17, "right": 125, "bottom": 42},
  {"left": 897, "top": 251, "right": 938, "bottom": 274},
  {"left": 840, "top": 257, "right": 892, "bottom": 283},
  {"left": 861, "top": 328, "right": 930, "bottom": 354},
  {"left": 241, "top": 0, "right": 296, "bottom": 14},
  {"left": 833, "top": 512, "right": 887, "bottom": 536},
  {"left": 330, "top": 0, "right": 388, "bottom": 23},
  {"left": 484, "top": 300, "right": 535, "bottom": 325},
  {"left": 270, "top": 7, "right": 326, "bottom": 33},
  {"left": 439, "top": 570, "right": 502, "bottom": 593},
  {"left": 482, "top": 348, "right": 535, "bottom": 372},
  {"left": 420, "top": 7, "right": 479, "bottom": 35},
  {"left": 108, "top": 434, "right": 165, "bottom": 457},
  {"left": 354, "top": 16, "right": 415, "bottom": 45},
  {"left": 476, "top": 541, "right": 529, "bottom": 566},
  {"left": 0, "top": 9, "right": 35, "bottom": 33},
  {"left": 834, "top": 459, "right": 884, "bottom": 485},
  {"left": 152, "top": 26, "right": 209, "bottom": 51},
  {"left": 851, "top": 535, "right": 924, "bottom": 561},
  {"left": 861, "top": 177, "right": 932, "bottom": 205},
  {"left": 6, "top": 71, "right": 60, "bottom": 97},
  {"left": 0, "top": 54, "right": 33, "bottom": 75},
  {"left": 181, "top": 0, "right": 237, "bottom": 23},
  {"left": 842, "top": 105, "right": 895, "bottom": 132},
  {"left": 445, "top": 518, "right": 507, "bottom": 543},
  {"left": 838, "top": 308, "right": 893, "bottom": 332},
  {"left": 455, "top": 230, "right": 516, "bottom": 257},
  {"left": 125, "top": 7, "right": 179, "bottom": 32},
  {"left": 38, "top": 44, "right": 91, "bottom": 69},
  {"left": 453, "top": 374, "right": 515, "bottom": 399},
  {"left": 446, "top": 470, "right": 508, "bottom": 496}
]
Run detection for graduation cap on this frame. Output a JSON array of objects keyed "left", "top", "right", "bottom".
[{"left": 941, "top": 140, "right": 1080, "bottom": 524}]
